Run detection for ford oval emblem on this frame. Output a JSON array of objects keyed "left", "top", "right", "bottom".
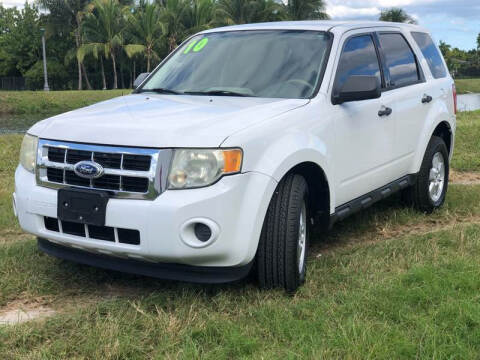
[{"left": 73, "top": 161, "right": 104, "bottom": 179}]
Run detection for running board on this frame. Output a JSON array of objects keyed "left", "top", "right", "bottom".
[{"left": 329, "top": 174, "right": 417, "bottom": 227}]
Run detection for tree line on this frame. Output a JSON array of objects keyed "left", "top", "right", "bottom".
[
  {"left": 0, "top": 0, "right": 329, "bottom": 90},
  {"left": 0, "top": 3, "right": 478, "bottom": 90},
  {"left": 439, "top": 39, "right": 480, "bottom": 79}
]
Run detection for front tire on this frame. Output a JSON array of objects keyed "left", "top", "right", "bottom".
[
  {"left": 256, "top": 173, "right": 309, "bottom": 292},
  {"left": 403, "top": 136, "right": 449, "bottom": 213}
]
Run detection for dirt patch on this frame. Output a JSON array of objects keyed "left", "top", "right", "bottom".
[
  {"left": 450, "top": 170, "right": 480, "bottom": 185},
  {"left": 0, "top": 298, "right": 56, "bottom": 325},
  {"left": 0, "top": 232, "right": 33, "bottom": 245},
  {"left": 315, "top": 215, "right": 480, "bottom": 256}
]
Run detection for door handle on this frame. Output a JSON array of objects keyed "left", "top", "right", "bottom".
[
  {"left": 378, "top": 106, "right": 392, "bottom": 117},
  {"left": 422, "top": 94, "right": 433, "bottom": 103}
]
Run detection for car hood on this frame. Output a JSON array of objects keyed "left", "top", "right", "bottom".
[{"left": 29, "top": 94, "right": 308, "bottom": 148}]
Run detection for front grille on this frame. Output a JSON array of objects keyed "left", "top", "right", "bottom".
[
  {"left": 93, "top": 174, "right": 120, "bottom": 190},
  {"left": 94, "top": 152, "right": 121, "bottom": 169},
  {"left": 47, "top": 168, "right": 63, "bottom": 183},
  {"left": 65, "top": 170, "right": 90, "bottom": 187},
  {"left": 48, "top": 147, "right": 65, "bottom": 162},
  {"left": 122, "top": 176, "right": 149, "bottom": 192},
  {"left": 36, "top": 139, "right": 172, "bottom": 200},
  {"left": 66, "top": 149, "right": 91, "bottom": 164},
  {"left": 123, "top": 154, "right": 151, "bottom": 171},
  {"left": 44, "top": 216, "right": 140, "bottom": 245}
]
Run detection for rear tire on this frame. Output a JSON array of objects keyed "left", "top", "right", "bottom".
[
  {"left": 256, "top": 173, "right": 309, "bottom": 292},
  {"left": 402, "top": 136, "right": 449, "bottom": 213}
]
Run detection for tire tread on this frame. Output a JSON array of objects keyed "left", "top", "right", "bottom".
[{"left": 256, "top": 173, "right": 308, "bottom": 292}]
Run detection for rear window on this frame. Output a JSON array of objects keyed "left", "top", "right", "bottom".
[
  {"left": 378, "top": 33, "right": 420, "bottom": 87},
  {"left": 411, "top": 32, "right": 447, "bottom": 79}
]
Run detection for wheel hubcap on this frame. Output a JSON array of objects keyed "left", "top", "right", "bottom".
[
  {"left": 297, "top": 202, "right": 307, "bottom": 275},
  {"left": 428, "top": 152, "right": 445, "bottom": 203}
]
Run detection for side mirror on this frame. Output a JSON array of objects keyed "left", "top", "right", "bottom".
[
  {"left": 332, "top": 75, "right": 381, "bottom": 105},
  {"left": 133, "top": 72, "right": 150, "bottom": 89}
]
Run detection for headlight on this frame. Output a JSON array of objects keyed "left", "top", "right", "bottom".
[
  {"left": 19, "top": 134, "right": 38, "bottom": 173},
  {"left": 168, "top": 148, "right": 242, "bottom": 189}
]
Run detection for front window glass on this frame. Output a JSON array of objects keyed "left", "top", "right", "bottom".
[
  {"left": 140, "top": 30, "right": 331, "bottom": 99},
  {"left": 334, "top": 35, "right": 382, "bottom": 93}
]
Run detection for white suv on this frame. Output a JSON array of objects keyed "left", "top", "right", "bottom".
[{"left": 14, "top": 21, "right": 456, "bottom": 292}]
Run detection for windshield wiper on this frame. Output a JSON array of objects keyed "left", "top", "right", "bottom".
[
  {"left": 183, "top": 90, "right": 254, "bottom": 97},
  {"left": 140, "top": 87, "right": 184, "bottom": 95}
]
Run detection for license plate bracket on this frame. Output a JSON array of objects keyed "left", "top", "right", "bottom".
[{"left": 58, "top": 188, "right": 109, "bottom": 226}]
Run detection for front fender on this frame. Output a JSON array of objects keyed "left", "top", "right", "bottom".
[{"left": 227, "top": 130, "right": 335, "bottom": 214}]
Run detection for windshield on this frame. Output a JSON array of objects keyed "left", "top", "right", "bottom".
[{"left": 139, "top": 30, "right": 331, "bottom": 99}]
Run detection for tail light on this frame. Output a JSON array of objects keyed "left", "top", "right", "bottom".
[{"left": 452, "top": 83, "right": 457, "bottom": 114}]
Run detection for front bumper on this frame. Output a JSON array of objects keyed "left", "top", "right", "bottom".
[
  {"left": 14, "top": 165, "right": 277, "bottom": 269},
  {"left": 38, "top": 238, "right": 253, "bottom": 283}
]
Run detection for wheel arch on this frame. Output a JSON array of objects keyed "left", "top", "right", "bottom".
[
  {"left": 432, "top": 121, "right": 453, "bottom": 157},
  {"left": 284, "top": 162, "right": 331, "bottom": 227},
  {"left": 263, "top": 145, "right": 334, "bottom": 215},
  {"left": 411, "top": 115, "right": 455, "bottom": 174}
]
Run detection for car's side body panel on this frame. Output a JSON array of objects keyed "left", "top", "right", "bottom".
[
  {"left": 404, "top": 30, "right": 456, "bottom": 171},
  {"left": 324, "top": 27, "right": 399, "bottom": 206},
  {"left": 222, "top": 97, "right": 337, "bottom": 213},
  {"left": 223, "top": 22, "right": 456, "bottom": 214}
]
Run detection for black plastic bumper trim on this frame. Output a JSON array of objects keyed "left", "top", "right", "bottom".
[{"left": 37, "top": 238, "right": 253, "bottom": 284}]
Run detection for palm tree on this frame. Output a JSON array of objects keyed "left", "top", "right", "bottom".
[
  {"left": 215, "top": 0, "right": 253, "bottom": 25},
  {"left": 77, "top": 43, "right": 108, "bottom": 89},
  {"left": 36, "top": 0, "right": 92, "bottom": 90},
  {"left": 158, "top": 0, "right": 188, "bottom": 52},
  {"left": 439, "top": 40, "right": 451, "bottom": 57},
  {"left": 124, "top": 2, "right": 163, "bottom": 72},
  {"left": 183, "top": 0, "right": 215, "bottom": 34},
  {"left": 81, "top": 0, "right": 125, "bottom": 89},
  {"left": 379, "top": 8, "right": 417, "bottom": 24},
  {"left": 251, "top": 0, "right": 284, "bottom": 23},
  {"left": 215, "top": 0, "right": 283, "bottom": 25},
  {"left": 283, "top": 0, "right": 329, "bottom": 21}
]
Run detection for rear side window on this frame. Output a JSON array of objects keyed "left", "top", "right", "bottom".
[
  {"left": 334, "top": 35, "right": 381, "bottom": 93},
  {"left": 378, "top": 33, "right": 420, "bottom": 87},
  {"left": 411, "top": 32, "right": 447, "bottom": 79}
]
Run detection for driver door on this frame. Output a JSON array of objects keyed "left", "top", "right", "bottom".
[{"left": 329, "top": 32, "right": 397, "bottom": 206}]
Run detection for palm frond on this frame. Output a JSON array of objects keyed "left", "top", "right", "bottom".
[{"left": 124, "top": 44, "right": 146, "bottom": 58}]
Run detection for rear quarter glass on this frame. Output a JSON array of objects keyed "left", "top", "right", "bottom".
[{"left": 411, "top": 32, "right": 447, "bottom": 79}]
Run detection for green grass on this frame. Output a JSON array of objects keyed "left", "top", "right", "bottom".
[
  {"left": 1, "top": 105, "right": 480, "bottom": 357},
  {"left": 455, "top": 78, "right": 480, "bottom": 94},
  {"left": 452, "top": 110, "right": 480, "bottom": 172},
  {"left": 1, "top": 210, "right": 480, "bottom": 358},
  {"left": 0, "top": 90, "right": 128, "bottom": 116},
  {"left": 0, "top": 135, "right": 21, "bottom": 235},
  {"left": 0, "top": 83, "right": 477, "bottom": 116}
]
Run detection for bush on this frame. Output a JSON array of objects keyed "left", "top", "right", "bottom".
[{"left": 24, "top": 60, "right": 69, "bottom": 90}]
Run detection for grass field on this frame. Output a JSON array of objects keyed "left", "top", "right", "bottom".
[
  {"left": 0, "top": 90, "right": 127, "bottom": 116},
  {"left": 0, "top": 109, "right": 480, "bottom": 358},
  {"left": 455, "top": 78, "right": 480, "bottom": 94},
  {"left": 451, "top": 110, "right": 480, "bottom": 171},
  {"left": 0, "top": 79, "right": 478, "bottom": 117}
]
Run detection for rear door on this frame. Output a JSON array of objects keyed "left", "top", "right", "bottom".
[
  {"left": 410, "top": 31, "right": 454, "bottom": 135},
  {"left": 376, "top": 32, "right": 427, "bottom": 176}
]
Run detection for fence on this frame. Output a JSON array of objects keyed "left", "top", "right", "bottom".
[{"left": 0, "top": 77, "right": 25, "bottom": 91}]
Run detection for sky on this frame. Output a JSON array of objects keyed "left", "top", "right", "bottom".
[
  {"left": 325, "top": 0, "right": 480, "bottom": 50},
  {"left": 1, "top": 0, "right": 479, "bottom": 50}
]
